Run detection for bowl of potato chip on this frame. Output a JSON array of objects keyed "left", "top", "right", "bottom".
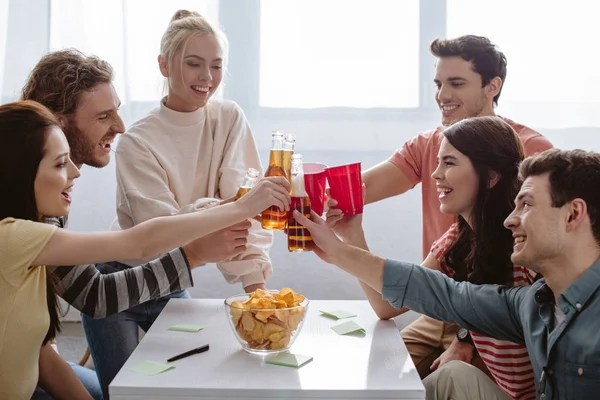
[{"left": 224, "top": 288, "right": 308, "bottom": 355}]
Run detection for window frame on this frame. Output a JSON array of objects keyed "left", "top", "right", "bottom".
[{"left": 219, "top": 0, "right": 447, "bottom": 122}]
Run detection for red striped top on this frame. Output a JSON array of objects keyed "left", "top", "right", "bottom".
[{"left": 431, "top": 223, "right": 538, "bottom": 400}]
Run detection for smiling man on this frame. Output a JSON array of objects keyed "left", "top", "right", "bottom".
[
  {"left": 298, "top": 148, "right": 600, "bottom": 400},
  {"left": 21, "top": 49, "right": 256, "bottom": 399},
  {"left": 345, "top": 35, "right": 554, "bottom": 379}
]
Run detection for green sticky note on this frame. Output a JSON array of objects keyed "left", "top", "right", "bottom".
[
  {"left": 168, "top": 324, "right": 205, "bottom": 332},
  {"left": 331, "top": 320, "right": 366, "bottom": 335},
  {"left": 266, "top": 353, "right": 313, "bottom": 368},
  {"left": 128, "top": 360, "right": 175, "bottom": 376},
  {"left": 319, "top": 310, "right": 357, "bottom": 320}
]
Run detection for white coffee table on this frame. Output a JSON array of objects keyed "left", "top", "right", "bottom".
[{"left": 109, "top": 299, "right": 424, "bottom": 399}]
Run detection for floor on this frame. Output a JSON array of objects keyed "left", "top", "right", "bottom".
[{"left": 56, "top": 322, "right": 92, "bottom": 367}]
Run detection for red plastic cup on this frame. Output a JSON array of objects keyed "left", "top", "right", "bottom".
[
  {"left": 325, "top": 162, "right": 363, "bottom": 216},
  {"left": 303, "top": 163, "right": 328, "bottom": 216}
]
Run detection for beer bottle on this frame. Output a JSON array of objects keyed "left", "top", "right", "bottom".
[
  {"left": 235, "top": 168, "right": 259, "bottom": 200},
  {"left": 287, "top": 154, "right": 314, "bottom": 252},
  {"left": 282, "top": 132, "right": 296, "bottom": 182},
  {"left": 261, "top": 131, "right": 288, "bottom": 230}
]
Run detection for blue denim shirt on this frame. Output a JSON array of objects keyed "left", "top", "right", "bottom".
[{"left": 382, "top": 258, "right": 600, "bottom": 400}]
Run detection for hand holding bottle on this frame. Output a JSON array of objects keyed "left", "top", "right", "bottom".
[{"left": 236, "top": 176, "right": 291, "bottom": 217}]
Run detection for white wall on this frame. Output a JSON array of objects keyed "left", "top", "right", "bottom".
[{"left": 1, "top": 0, "right": 49, "bottom": 102}]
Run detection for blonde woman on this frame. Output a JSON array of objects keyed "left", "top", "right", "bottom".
[{"left": 82, "top": 10, "right": 274, "bottom": 398}]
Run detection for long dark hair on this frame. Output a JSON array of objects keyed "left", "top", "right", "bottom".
[
  {"left": 0, "top": 100, "right": 63, "bottom": 343},
  {"left": 442, "top": 116, "right": 524, "bottom": 285}
]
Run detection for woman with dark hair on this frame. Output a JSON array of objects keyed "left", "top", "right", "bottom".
[
  {"left": 0, "top": 100, "right": 290, "bottom": 400},
  {"left": 327, "top": 116, "right": 536, "bottom": 399}
]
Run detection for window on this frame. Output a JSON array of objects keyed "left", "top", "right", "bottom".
[
  {"left": 446, "top": 0, "right": 600, "bottom": 126},
  {"left": 50, "top": 0, "right": 217, "bottom": 103},
  {"left": 447, "top": 0, "right": 600, "bottom": 104},
  {"left": 123, "top": 0, "right": 217, "bottom": 101},
  {"left": 259, "top": 0, "right": 420, "bottom": 109}
]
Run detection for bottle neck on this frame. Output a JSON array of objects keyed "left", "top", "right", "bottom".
[
  {"left": 271, "top": 136, "right": 284, "bottom": 151},
  {"left": 240, "top": 175, "right": 257, "bottom": 189},
  {"left": 283, "top": 142, "right": 295, "bottom": 152},
  {"left": 290, "top": 166, "right": 307, "bottom": 197}
]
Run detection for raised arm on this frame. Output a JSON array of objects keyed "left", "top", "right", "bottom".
[
  {"left": 363, "top": 132, "right": 432, "bottom": 204},
  {"left": 380, "top": 258, "right": 526, "bottom": 343},
  {"left": 53, "top": 248, "right": 193, "bottom": 318},
  {"left": 325, "top": 191, "right": 444, "bottom": 320},
  {"left": 295, "top": 211, "right": 526, "bottom": 344},
  {"left": 115, "top": 134, "right": 221, "bottom": 230},
  {"left": 33, "top": 177, "right": 290, "bottom": 267},
  {"left": 215, "top": 102, "right": 273, "bottom": 289},
  {"left": 363, "top": 161, "right": 416, "bottom": 204},
  {"left": 329, "top": 216, "right": 411, "bottom": 320}
]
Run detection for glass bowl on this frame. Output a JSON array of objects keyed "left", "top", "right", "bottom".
[{"left": 224, "top": 290, "right": 309, "bottom": 355}]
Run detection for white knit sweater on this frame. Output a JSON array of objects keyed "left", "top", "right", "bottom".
[{"left": 114, "top": 98, "right": 273, "bottom": 287}]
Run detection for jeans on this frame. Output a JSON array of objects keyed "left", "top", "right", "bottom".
[
  {"left": 81, "top": 262, "right": 190, "bottom": 400},
  {"left": 31, "top": 361, "right": 103, "bottom": 400}
]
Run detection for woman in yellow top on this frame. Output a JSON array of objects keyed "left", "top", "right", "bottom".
[{"left": 0, "top": 100, "right": 290, "bottom": 400}]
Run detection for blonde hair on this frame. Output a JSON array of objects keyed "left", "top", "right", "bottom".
[{"left": 160, "top": 10, "right": 229, "bottom": 70}]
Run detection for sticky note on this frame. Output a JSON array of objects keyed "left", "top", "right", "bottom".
[
  {"left": 331, "top": 320, "right": 366, "bottom": 335},
  {"left": 319, "top": 310, "right": 357, "bottom": 320},
  {"left": 167, "top": 324, "right": 205, "bottom": 332},
  {"left": 266, "top": 353, "right": 313, "bottom": 368},
  {"left": 128, "top": 360, "right": 175, "bottom": 376}
]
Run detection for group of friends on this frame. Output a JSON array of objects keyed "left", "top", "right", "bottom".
[{"left": 0, "top": 8, "right": 598, "bottom": 400}]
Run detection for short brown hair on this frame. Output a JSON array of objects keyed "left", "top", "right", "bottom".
[
  {"left": 430, "top": 35, "right": 507, "bottom": 106},
  {"left": 21, "top": 49, "right": 113, "bottom": 115},
  {"left": 519, "top": 149, "right": 600, "bottom": 245}
]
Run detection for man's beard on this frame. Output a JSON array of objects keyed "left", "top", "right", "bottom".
[
  {"left": 442, "top": 91, "right": 487, "bottom": 127},
  {"left": 62, "top": 119, "right": 104, "bottom": 168}
]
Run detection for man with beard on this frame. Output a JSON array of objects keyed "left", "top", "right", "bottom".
[
  {"left": 22, "top": 49, "right": 253, "bottom": 399},
  {"left": 328, "top": 35, "right": 553, "bottom": 379}
]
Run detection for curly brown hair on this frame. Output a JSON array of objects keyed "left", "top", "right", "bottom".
[{"left": 21, "top": 49, "right": 113, "bottom": 115}]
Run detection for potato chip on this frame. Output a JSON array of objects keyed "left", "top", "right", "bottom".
[
  {"left": 230, "top": 301, "right": 244, "bottom": 326},
  {"left": 241, "top": 312, "right": 256, "bottom": 332},
  {"left": 229, "top": 288, "right": 306, "bottom": 351},
  {"left": 254, "top": 310, "right": 273, "bottom": 323}
]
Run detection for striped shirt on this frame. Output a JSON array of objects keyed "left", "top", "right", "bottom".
[
  {"left": 46, "top": 216, "right": 194, "bottom": 318},
  {"left": 431, "top": 223, "right": 538, "bottom": 400}
]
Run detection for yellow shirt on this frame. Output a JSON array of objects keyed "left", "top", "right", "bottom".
[{"left": 0, "top": 218, "right": 57, "bottom": 399}]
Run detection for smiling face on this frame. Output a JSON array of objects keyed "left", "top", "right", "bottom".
[
  {"left": 63, "top": 82, "right": 125, "bottom": 168},
  {"left": 504, "top": 174, "right": 565, "bottom": 269},
  {"left": 34, "top": 126, "right": 81, "bottom": 217},
  {"left": 432, "top": 137, "right": 480, "bottom": 221},
  {"left": 434, "top": 57, "right": 495, "bottom": 126},
  {"left": 160, "top": 34, "right": 223, "bottom": 112}
]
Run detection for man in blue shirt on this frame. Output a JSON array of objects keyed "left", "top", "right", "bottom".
[{"left": 294, "top": 148, "right": 600, "bottom": 400}]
